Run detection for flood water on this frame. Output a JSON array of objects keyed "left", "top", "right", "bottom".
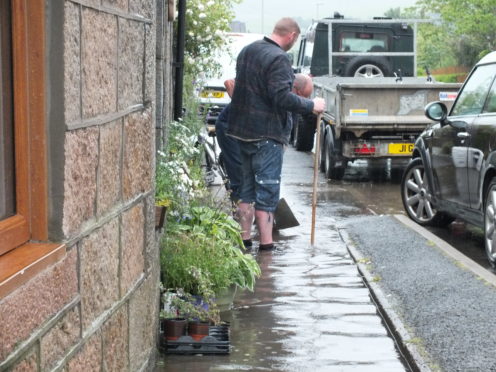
[{"left": 156, "top": 148, "right": 409, "bottom": 371}]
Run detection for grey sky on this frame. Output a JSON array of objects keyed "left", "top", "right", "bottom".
[{"left": 233, "top": 0, "right": 418, "bottom": 34}]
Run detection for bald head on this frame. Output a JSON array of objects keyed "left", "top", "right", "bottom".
[
  {"left": 293, "top": 74, "right": 313, "bottom": 98},
  {"left": 270, "top": 17, "right": 300, "bottom": 51},
  {"left": 273, "top": 18, "right": 301, "bottom": 36}
]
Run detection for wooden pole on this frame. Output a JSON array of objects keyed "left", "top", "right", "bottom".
[{"left": 311, "top": 114, "right": 323, "bottom": 245}]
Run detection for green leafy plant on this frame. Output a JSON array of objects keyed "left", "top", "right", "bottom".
[
  {"left": 183, "top": 0, "right": 240, "bottom": 78},
  {"left": 160, "top": 288, "right": 220, "bottom": 324},
  {"left": 161, "top": 205, "right": 261, "bottom": 296}
]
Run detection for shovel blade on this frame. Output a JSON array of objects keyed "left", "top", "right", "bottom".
[{"left": 274, "top": 198, "right": 299, "bottom": 230}]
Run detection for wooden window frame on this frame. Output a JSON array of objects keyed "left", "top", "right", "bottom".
[
  {"left": 0, "top": 0, "right": 47, "bottom": 254},
  {"left": 0, "top": 0, "right": 65, "bottom": 299}
]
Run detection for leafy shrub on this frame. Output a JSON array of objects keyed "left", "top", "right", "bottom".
[{"left": 161, "top": 205, "right": 260, "bottom": 296}]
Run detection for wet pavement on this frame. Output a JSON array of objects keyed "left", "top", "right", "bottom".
[{"left": 156, "top": 148, "right": 409, "bottom": 371}]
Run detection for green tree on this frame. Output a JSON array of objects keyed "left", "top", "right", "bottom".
[
  {"left": 384, "top": 7, "right": 403, "bottom": 18},
  {"left": 183, "top": 0, "right": 240, "bottom": 79},
  {"left": 414, "top": 0, "right": 496, "bottom": 66}
]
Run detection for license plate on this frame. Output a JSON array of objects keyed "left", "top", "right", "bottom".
[
  {"left": 388, "top": 143, "right": 414, "bottom": 154},
  {"left": 200, "top": 90, "right": 225, "bottom": 98}
]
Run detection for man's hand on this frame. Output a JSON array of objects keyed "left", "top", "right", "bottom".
[
  {"left": 224, "top": 79, "right": 235, "bottom": 98},
  {"left": 312, "top": 97, "right": 325, "bottom": 114}
]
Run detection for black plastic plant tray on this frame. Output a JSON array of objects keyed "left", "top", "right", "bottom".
[
  {"left": 165, "top": 335, "right": 229, "bottom": 354},
  {"left": 162, "top": 323, "right": 230, "bottom": 355}
]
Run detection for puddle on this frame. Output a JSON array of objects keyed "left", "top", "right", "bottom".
[{"left": 156, "top": 148, "right": 408, "bottom": 371}]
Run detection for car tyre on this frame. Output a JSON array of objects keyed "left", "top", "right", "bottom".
[
  {"left": 344, "top": 57, "right": 392, "bottom": 78},
  {"left": 484, "top": 178, "right": 496, "bottom": 268},
  {"left": 319, "top": 122, "right": 327, "bottom": 172},
  {"left": 401, "top": 158, "right": 453, "bottom": 226}
]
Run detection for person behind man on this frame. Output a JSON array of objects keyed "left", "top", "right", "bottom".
[
  {"left": 227, "top": 18, "right": 325, "bottom": 250},
  {"left": 214, "top": 79, "right": 241, "bottom": 202},
  {"left": 216, "top": 74, "right": 313, "bottom": 204}
]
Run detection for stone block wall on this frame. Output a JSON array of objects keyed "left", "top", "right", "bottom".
[{"left": 0, "top": 0, "right": 172, "bottom": 370}]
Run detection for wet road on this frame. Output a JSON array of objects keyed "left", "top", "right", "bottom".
[
  {"left": 156, "top": 148, "right": 409, "bottom": 371},
  {"left": 320, "top": 158, "right": 491, "bottom": 271}
]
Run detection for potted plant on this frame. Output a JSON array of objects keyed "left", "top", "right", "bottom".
[
  {"left": 160, "top": 205, "right": 261, "bottom": 298},
  {"left": 162, "top": 317, "right": 187, "bottom": 341},
  {"left": 161, "top": 288, "right": 219, "bottom": 341}
]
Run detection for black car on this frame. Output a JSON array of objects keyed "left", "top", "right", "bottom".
[{"left": 401, "top": 51, "right": 496, "bottom": 267}]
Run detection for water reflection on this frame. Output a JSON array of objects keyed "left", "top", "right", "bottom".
[{"left": 156, "top": 148, "right": 407, "bottom": 371}]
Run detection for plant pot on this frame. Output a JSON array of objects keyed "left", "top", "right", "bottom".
[
  {"left": 188, "top": 321, "right": 210, "bottom": 341},
  {"left": 164, "top": 318, "right": 187, "bottom": 341},
  {"left": 215, "top": 284, "right": 237, "bottom": 312}
]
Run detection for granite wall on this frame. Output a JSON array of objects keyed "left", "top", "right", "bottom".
[{"left": 0, "top": 0, "right": 173, "bottom": 370}]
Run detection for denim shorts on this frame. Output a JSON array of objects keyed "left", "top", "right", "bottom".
[{"left": 238, "top": 139, "right": 283, "bottom": 212}]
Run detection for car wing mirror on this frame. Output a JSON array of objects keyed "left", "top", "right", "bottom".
[{"left": 425, "top": 101, "right": 449, "bottom": 126}]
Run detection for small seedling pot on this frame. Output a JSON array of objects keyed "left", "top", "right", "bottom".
[
  {"left": 164, "top": 318, "right": 187, "bottom": 341},
  {"left": 188, "top": 321, "right": 210, "bottom": 341}
]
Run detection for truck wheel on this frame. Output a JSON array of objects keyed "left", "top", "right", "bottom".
[
  {"left": 319, "top": 122, "right": 327, "bottom": 172},
  {"left": 293, "top": 114, "right": 315, "bottom": 152},
  {"left": 344, "top": 57, "right": 392, "bottom": 78},
  {"left": 401, "top": 158, "right": 454, "bottom": 227},
  {"left": 324, "top": 133, "right": 345, "bottom": 180}
]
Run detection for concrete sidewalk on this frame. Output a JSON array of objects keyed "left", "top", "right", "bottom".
[
  {"left": 340, "top": 214, "right": 496, "bottom": 372},
  {"left": 159, "top": 147, "right": 409, "bottom": 371}
]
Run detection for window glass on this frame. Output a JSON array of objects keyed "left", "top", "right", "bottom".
[
  {"left": 303, "top": 40, "right": 313, "bottom": 67},
  {"left": 483, "top": 68, "right": 496, "bottom": 113},
  {"left": 339, "top": 32, "right": 388, "bottom": 53},
  {"left": 451, "top": 64, "right": 496, "bottom": 116},
  {"left": 0, "top": 0, "right": 14, "bottom": 220}
]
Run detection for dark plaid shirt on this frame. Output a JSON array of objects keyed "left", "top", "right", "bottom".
[{"left": 227, "top": 37, "right": 314, "bottom": 145}]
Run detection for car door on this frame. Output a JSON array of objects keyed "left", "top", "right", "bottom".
[
  {"left": 468, "top": 68, "right": 496, "bottom": 209},
  {"left": 430, "top": 64, "right": 496, "bottom": 207}
]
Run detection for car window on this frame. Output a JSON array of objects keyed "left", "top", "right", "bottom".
[
  {"left": 483, "top": 73, "right": 496, "bottom": 113},
  {"left": 339, "top": 32, "right": 388, "bottom": 53},
  {"left": 451, "top": 64, "right": 496, "bottom": 116},
  {"left": 303, "top": 39, "right": 313, "bottom": 67}
]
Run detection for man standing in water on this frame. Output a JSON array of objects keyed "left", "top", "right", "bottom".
[{"left": 227, "top": 18, "right": 325, "bottom": 250}]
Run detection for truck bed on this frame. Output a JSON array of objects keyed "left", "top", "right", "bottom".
[{"left": 313, "top": 77, "right": 461, "bottom": 129}]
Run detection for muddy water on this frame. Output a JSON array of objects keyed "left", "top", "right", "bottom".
[{"left": 156, "top": 149, "right": 408, "bottom": 371}]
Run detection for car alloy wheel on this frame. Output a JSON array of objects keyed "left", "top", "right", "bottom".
[
  {"left": 484, "top": 180, "right": 496, "bottom": 267},
  {"left": 354, "top": 64, "right": 385, "bottom": 78},
  {"left": 401, "top": 158, "right": 437, "bottom": 225}
]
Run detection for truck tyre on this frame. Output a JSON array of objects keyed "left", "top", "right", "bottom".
[
  {"left": 293, "top": 114, "right": 315, "bottom": 152},
  {"left": 344, "top": 56, "right": 392, "bottom": 78},
  {"left": 324, "top": 132, "right": 345, "bottom": 180},
  {"left": 319, "top": 122, "right": 327, "bottom": 172}
]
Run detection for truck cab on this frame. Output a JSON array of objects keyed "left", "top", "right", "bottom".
[{"left": 296, "top": 14, "right": 415, "bottom": 78}]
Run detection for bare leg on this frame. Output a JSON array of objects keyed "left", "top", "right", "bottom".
[
  {"left": 255, "top": 210, "right": 274, "bottom": 245},
  {"left": 237, "top": 202, "right": 254, "bottom": 240}
]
